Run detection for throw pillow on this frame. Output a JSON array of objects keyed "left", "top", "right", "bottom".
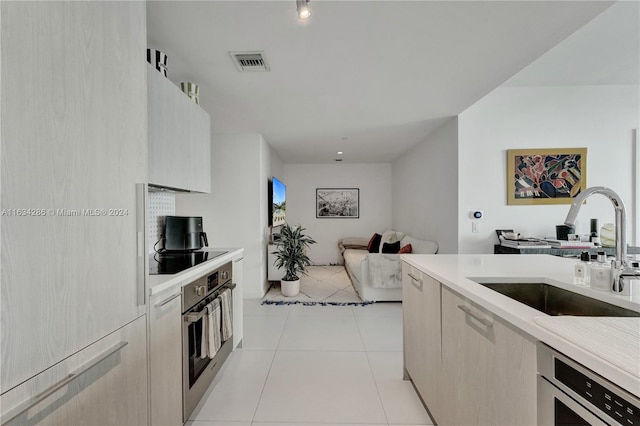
[
  {"left": 381, "top": 241, "right": 401, "bottom": 253},
  {"left": 399, "top": 244, "right": 413, "bottom": 254},
  {"left": 367, "top": 233, "right": 382, "bottom": 253},
  {"left": 379, "top": 230, "right": 405, "bottom": 253}
]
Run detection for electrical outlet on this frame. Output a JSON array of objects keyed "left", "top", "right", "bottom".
[{"left": 472, "top": 221, "right": 479, "bottom": 233}]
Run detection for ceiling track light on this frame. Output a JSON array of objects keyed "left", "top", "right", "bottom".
[{"left": 297, "top": 0, "right": 311, "bottom": 20}]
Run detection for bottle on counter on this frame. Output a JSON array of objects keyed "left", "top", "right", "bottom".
[
  {"left": 589, "top": 251, "right": 611, "bottom": 291},
  {"left": 590, "top": 218, "right": 600, "bottom": 245},
  {"left": 574, "top": 251, "right": 591, "bottom": 286}
]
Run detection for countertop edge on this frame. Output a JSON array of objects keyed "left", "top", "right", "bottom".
[{"left": 148, "top": 248, "right": 244, "bottom": 297}]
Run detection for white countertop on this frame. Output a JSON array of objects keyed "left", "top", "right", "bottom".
[
  {"left": 148, "top": 248, "right": 244, "bottom": 297},
  {"left": 402, "top": 254, "right": 640, "bottom": 397}
]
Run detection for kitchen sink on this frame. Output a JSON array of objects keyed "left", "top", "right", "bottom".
[{"left": 480, "top": 283, "right": 640, "bottom": 317}]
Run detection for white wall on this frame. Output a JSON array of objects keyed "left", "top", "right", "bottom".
[
  {"left": 458, "top": 85, "right": 639, "bottom": 253},
  {"left": 177, "top": 133, "right": 276, "bottom": 298},
  {"left": 392, "top": 118, "right": 459, "bottom": 253},
  {"left": 283, "top": 163, "right": 393, "bottom": 265}
]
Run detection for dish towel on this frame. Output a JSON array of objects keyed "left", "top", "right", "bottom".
[
  {"left": 220, "top": 289, "right": 233, "bottom": 341},
  {"left": 208, "top": 299, "right": 222, "bottom": 358},
  {"left": 200, "top": 303, "right": 210, "bottom": 359}
]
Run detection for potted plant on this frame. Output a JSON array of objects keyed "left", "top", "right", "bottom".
[{"left": 272, "top": 224, "right": 316, "bottom": 297}]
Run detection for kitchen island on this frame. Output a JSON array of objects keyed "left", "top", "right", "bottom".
[{"left": 402, "top": 254, "right": 640, "bottom": 425}]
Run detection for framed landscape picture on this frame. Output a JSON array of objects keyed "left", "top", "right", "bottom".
[
  {"left": 507, "top": 148, "right": 587, "bottom": 205},
  {"left": 316, "top": 188, "right": 359, "bottom": 218}
]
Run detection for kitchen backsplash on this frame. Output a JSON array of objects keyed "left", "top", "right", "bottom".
[{"left": 148, "top": 191, "right": 175, "bottom": 253}]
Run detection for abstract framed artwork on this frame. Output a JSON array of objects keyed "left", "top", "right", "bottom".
[
  {"left": 507, "top": 148, "right": 587, "bottom": 205},
  {"left": 316, "top": 188, "right": 359, "bottom": 218}
]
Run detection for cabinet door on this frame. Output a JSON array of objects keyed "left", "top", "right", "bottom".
[
  {"left": 441, "top": 287, "right": 536, "bottom": 426},
  {"left": 232, "top": 256, "right": 245, "bottom": 348},
  {"left": 402, "top": 264, "right": 441, "bottom": 422},
  {"left": 1, "top": 315, "right": 148, "bottom": 426},
  {"left": 420, "top": 273, "right": 442, "bottom": 422},
  {"left": 149, "top": 289, "right": 183, "bottom": 426},
  {"left": 402, "top": 264, "right": 428, "bottom": 394},
  {"left": 148, "top": 66, "right": 211, "bottom": 193},
  {"left": 1, "top": 1, "right": 147, "bottom": 391}
]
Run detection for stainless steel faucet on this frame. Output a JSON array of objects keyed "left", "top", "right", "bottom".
[{"left": 564, "top": 186, "right": 636, "bottom": 293}]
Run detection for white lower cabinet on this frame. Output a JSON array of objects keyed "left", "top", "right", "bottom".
[
  {"left": 149, "top": 289, "right": 183, "bottom": 426},
  {"left": 440, "top": 286, "right": 537, "bottom": 426},
  {"left": 403, "top": 265, "right": 428, "bottom": 393},
  {"left": 1, "top": 315, "right": 148, "bottom": 426},
  {"left": 402, "top": 263, "right": 442, "bottom": 422},
  {"left": 419, "top": 273, "right": 442, "bottom": 421},
  {"left": 232, "top": 255, "right": 245, "bottom": 348}
]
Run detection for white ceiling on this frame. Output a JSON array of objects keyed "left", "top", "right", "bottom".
[
  {"left": 504, "top": 1, "right": 639, "bottom": 87},
  {"left": 147, "top": 1, "right": 617, "bottom": 164}
]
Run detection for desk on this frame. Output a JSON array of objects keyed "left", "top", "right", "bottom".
[{"left": 494, "top": 245, "right": 640, "bottom": 257}]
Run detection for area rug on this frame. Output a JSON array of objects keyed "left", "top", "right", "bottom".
[{"left": 262, "top": 265, "right": 373, "bottom": 306}]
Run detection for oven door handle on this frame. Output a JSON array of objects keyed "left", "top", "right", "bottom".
[{"left": 184, "top": 307, "right": 208, "bottom": 324}]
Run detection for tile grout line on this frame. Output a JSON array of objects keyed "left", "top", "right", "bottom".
[
  {"left": 249, "top": 348, "right": 278, "bottom": 424},
  {"left": 250, "top": 304, "right": 292, "bottom": 423},
  {"left": 353, "top": 306, "right": 391, "bottom": 426}
]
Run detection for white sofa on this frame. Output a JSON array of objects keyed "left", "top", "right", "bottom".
[{"left": 338, "top": 233, "right": 439, "bottom": 302}]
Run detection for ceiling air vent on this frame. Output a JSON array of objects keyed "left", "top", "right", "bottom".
[{"left": 230, "top": 51, "right": 270, "bottom": 72}]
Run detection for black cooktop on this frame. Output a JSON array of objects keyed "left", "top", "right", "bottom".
[{"left": 149, "top": 250, "right": 228, "bottom": 275}]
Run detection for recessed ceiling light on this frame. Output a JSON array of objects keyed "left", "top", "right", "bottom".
[{"left": 337, "top": 151, "right": 343, "bottom": 155}]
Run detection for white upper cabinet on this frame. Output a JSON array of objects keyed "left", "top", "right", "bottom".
[
  {"left": 147, "top": 66, "right": 211, "bottom": 193},
  {"left": 1, "top": 1, "right": 147, "bottom": 392}
]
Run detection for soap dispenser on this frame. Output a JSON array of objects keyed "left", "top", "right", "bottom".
[
  {"left": 574, "top": 251, "right": 591, "bottom": 286},
  {"left": 589, "top": 251, "right": 611, "bottom": 291}
]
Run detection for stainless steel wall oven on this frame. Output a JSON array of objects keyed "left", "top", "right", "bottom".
[
  {"left": 537, "top": 342, "right": 639, "bottom": 426},
  {"left": 181, "top": 262, "right": 234, "bottom": 422}
]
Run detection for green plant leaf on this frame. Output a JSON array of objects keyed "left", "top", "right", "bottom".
[{"left": 272, "top": 224, "right": 316, "bottom": 281}]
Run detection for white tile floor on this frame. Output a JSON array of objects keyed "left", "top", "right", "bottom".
[{"left": 187, "top": 299, "right": 434, "bottom": 426}]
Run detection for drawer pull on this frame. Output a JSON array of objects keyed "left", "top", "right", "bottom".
[
  {"left": 458, "top": 305, "right": 493, "bottom": 327},
  {"left": 1, "top": 342, "right": 128, "bottom": 425},
  {"left": 154, "top": 292, "right": 180, "bottom": 308},
  {"left": 407, "top": 273, "right": 423, "bottom": 290}
]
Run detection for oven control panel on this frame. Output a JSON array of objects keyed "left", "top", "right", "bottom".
[
  {"left": 182, "top": 262, "right": 232, "bottom": 312},
  {"left": 555, "top": 359, "right": 639, "bottom": 425}
]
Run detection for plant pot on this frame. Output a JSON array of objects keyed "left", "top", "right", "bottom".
[{"left": 281, "top": 278, "right": 300, "bottom": 297}]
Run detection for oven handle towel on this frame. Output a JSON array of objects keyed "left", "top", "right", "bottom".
[
  {"left": 200, "top": 303, "right": 210, "bottom": 359},
  {"left": 207, "top": 299, "right": 222, "bottom": 358},
  {"left": 221, "top": 289, "right": 233, "bottom": 341}
]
